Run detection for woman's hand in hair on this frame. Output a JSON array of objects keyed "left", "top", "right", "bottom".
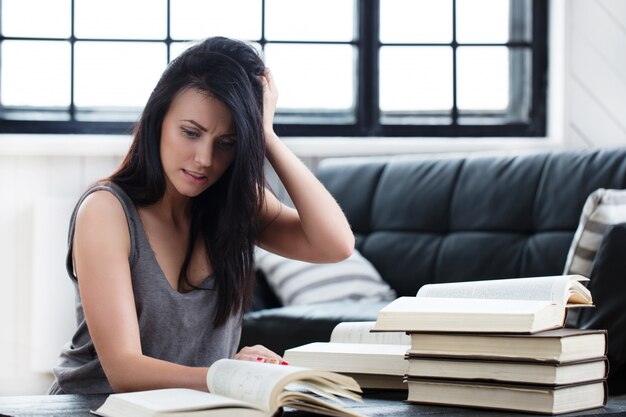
[
  {"left": 258, "top": 66, "right": 354, "bottom": 264},
  {"left": 233, "top": 344, "right": 287, "bottom": 365},
  {"left": 260, "top": 68, "right": 279, "bottom": 137}
]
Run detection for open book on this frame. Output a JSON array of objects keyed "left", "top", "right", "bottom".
[
  {"left": 93, "top": 359, "right": 365, "bottom": 417},
  {"left": 284, "top": 322, "right": 409, "bottom": 390},
  {"left": 371, "top": 275, "right": 593, "bottom": 334}
]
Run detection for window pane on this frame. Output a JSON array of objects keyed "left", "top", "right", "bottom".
[
  {"left": 75, "top": 0, "right": 167, "bottom": 39},
  {"left": 380, "top": 0, "right": 452, "bottom": 43},
  {"left": 2, "top": 0, "right": 71, "bottom": 38},
  {"left": 265, "top": 0, "right": 354, "bottom": 42},
  {"left": 264, "top": 44, "right": 354, "bottom": 111},
  {"left": 456, "top": 0, "right": 509, "bottom": 43},
  {"left": 74, "top": 42, "right": 167, "bottom": 108},
  {"left": 379, "top": 46, "right": 452, "bottom": 112},
  {"left": 170, "top": 0, "right": 261, "bottom": 41},
  {"left": 457, "top": 46, "right": 508, "bottom": 110},
  {"left": 170, "top": 42, "right": 195, "bottom": 61},
  {"left": 1, "top": 41, "right": 71, "bottom": 107}
]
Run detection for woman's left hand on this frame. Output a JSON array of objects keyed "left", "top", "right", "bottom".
[
  {"left": 260, "top": 68, "right": 279, "bottom": 136},
  {"left": 234, "top": 344, "right": 288, "bottom": 365}
]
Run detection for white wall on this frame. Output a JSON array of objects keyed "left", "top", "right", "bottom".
[
  {"left": 1, "top": 0, "right": 625, "bottom": 395},
  {"left": 564, "top": 0, "right": 626, "bottom": 147}
]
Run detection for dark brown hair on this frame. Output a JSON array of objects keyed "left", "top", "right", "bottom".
[{"left": 110, "top": 37, "right": 266, "bottom": 326}]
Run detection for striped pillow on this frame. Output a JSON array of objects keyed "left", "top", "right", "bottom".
[
  {"left": 564, "top": 189, "right": 626, "bottom": 277},
  {"left": 563, "top": 189, "right": 626, "bottom": 327},
  {"left": 254, "top": 248, "right": 397, "bottom": 306}
]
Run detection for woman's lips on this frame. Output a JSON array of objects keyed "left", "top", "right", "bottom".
[{"left": 182, "top": 169, "right": 208, "bottom": 184}]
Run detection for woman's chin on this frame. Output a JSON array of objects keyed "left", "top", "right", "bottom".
[{"left": 171, "top": 183, "right": 210, "bottom": 199}]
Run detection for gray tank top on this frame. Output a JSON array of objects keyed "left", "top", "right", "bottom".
[{"left": 50, "top": 181, "right": 241, "bottom": 394}]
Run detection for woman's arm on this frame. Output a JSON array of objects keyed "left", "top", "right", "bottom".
[
  {"left": 75, "top": 192, "right": 285, "bottom": 392},
  {"left": 258, "top": 69, "right": 355, "bottom": 263},
  {"left": 74, "top": 191, "right": 209, "bottom": 392}
]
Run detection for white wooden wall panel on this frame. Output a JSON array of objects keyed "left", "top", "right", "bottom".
[
  {"left": 574, "top": 1, "right": 626, "bottom": 75},
  {"left": 566, "top": 0, "right": 626, "bottom": 147},
  {"left": 569, "top": 126, "right": 593, "bottom": 148},
  {"left": 570, "top": 80, "right": 623, "bottom": 147},
  {"left": 571, "top": 34, "right": 626, "bottom": 131},
  {"left": 600, "top": 0, "right": 626, "bottom": 18}
]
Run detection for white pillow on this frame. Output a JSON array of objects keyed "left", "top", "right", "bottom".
[
  {"left": 564, "top": 188, "right": 626, "bottom": 277},
  {"left": 563, "top": 188, "right": 626, "bottom": 326},
  {"left": 255, "top": 247, "right": 397, "bottom": 306}
]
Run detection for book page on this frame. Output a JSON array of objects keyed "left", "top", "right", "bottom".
[
  {"left": 207, "top": 359, "right": 306, "bottom": 411},
  {"left": 93, "top": 388, "right": 263, "bottom": 416},
  {"left": 330, "top": 321, "right": 410, "bottom": 345},
  {"left": 277, "top": 391, "right": 366, "bottom": 417},
  {"left": 416, "top": 275, "right": 584, "bottom": 306}
]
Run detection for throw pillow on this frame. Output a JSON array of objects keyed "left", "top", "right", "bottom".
[
  {"left": 563, "top": 188, "right": 626, "bottom": 326},
  {"left": 564, "top": 188, "right": 626, "bottom": 277},
  {"left": 254, "top": 247, "right": 397, "bottom": 306}
]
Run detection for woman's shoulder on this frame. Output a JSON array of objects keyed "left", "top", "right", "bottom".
[
  {"left": 76, "top": 181, "right": 134, "bottom": 218},
  {"left": 73, "top": 184, "right": 132, "bottom": 253},
  {"left": 76, "top": 184, "right": 130, "bottom": 234}
]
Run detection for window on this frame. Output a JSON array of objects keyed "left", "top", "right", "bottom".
[{"left": 0, "top": 0, "right": 547, "bottom": 136}]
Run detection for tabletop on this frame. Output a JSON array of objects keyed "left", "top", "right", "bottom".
[{"left": 1, "top": 391, "right": 626, "bottom": 417}]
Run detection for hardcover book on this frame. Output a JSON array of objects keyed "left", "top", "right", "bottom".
[
  {"left": 406, "top": 356, "right": 608, "bottom": 385},
  {"left": 405, "top": 377, "right": 607, "bottom": 415},
  {"left": 408, "top": 328, "right": 607, "bottom": 362}
]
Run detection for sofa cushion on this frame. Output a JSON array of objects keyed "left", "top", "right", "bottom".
[{"left": 255, "top": 247, "right": 396, "bottom": 305}]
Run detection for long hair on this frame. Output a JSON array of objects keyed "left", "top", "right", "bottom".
[{"left": 110, "top": 37, "right": 266, "bottom": 326}]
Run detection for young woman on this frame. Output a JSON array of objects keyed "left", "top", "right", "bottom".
[{"left": 48, "top": 37, "right": 354, "bottom": 394}]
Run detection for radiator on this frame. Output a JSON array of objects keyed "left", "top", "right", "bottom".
[{"left": 30, "top": 198, "right": 77, "bottom": 373}]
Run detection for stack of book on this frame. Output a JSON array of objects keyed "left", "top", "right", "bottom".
[
  {"left": 284, "top": 321, "right": 411, "bottom": 390},
  {"left": 371, "top": 275, "right": 609, "bottom": 415}
]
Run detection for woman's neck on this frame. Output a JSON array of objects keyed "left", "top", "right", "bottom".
[{"left": 151, "top": 183, "right": 192, "bottom": 228}]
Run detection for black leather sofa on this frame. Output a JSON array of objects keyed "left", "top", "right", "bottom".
[{"left": 241, "top": 147, "right": 626, "bottom": 393}]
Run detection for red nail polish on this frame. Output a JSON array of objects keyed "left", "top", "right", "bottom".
[
  {"left": 257, "top": 357, "right": 264, "bottom": 361},
  {"left": 280, "top": 361, "right": 289, "bottom": 365}
]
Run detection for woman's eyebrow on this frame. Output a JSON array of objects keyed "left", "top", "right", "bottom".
[{"left": 181, "top": 119, "right": 208, "bottom": 132}]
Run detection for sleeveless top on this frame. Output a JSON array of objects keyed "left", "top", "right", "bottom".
[{"left": 49, "top": 181, "right": 242, "bottom": 394}]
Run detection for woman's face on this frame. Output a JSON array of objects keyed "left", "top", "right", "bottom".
[{"left": 160, "top": 88, "right": 237, "bottom": 199}]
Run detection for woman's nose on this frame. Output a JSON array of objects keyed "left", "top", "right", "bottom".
[{"left": 194, "top": 143, "right": 213, "bottom": 167}]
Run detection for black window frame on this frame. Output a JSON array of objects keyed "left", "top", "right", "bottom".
[{"left": 0, "top": 0, "right": 547, "bottom": 137}]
